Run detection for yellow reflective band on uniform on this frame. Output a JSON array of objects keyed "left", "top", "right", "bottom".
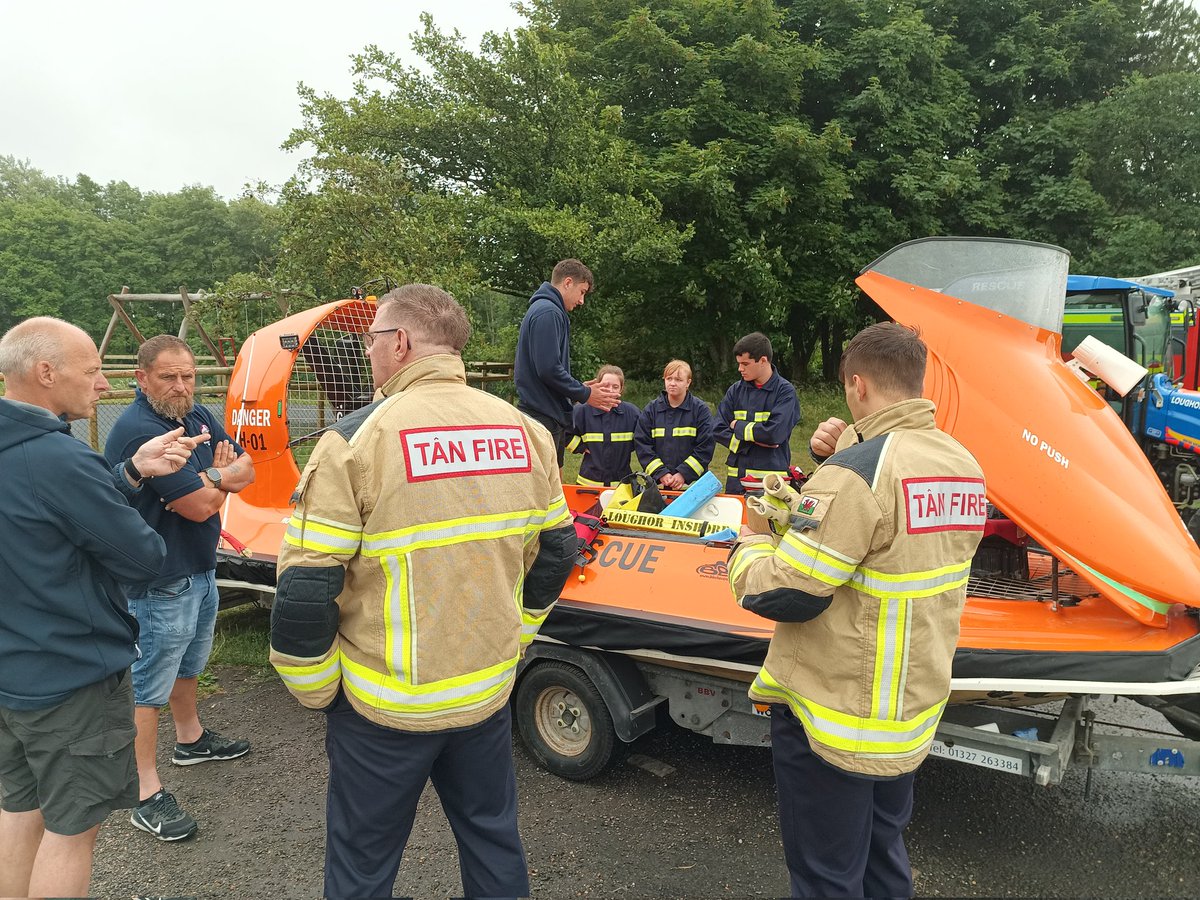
[
  {"left": 284, "top": 515, "right": 362, "bottom": 555},
  {"left": 273, "top": 653, "right": 341, "bottom": 692},
  {"left": 566, "top": 435, "right": 582, "bottom": 452},
  {"left": 729, "top": 542, "right": 774, "bottom": 593},
  {"left": 744, "top": 422, "right": 755, "bottom": 443},
  {"left": 520, "top": 607, "right": 551, "bottom": 645},
  {"left": 610, "top": 432, "right": 634, "bottom": 441},
  {"left": 543, "top": 495, "right": 570, "bottom": 530},
  {"left": 729, "top": 436, "right": 741, "bottom": 453},
  {"left": 751, "top": 668, "right": 946, "bottom": 755},
  {"left": 582, "top": 432, "right": 603, "bottom": 442},
  {"left": 673, "top": 427, "right": 697, "bottom": 437},
  {"left": 746, "top": 468, "right": 785, "bottom": 479},
  {"left": 734, "top": 410, "right": 748, "bottom": 420},
  {"left": 363, "top": 508, "right": 553, "bottom": 557},
  {"left": 646, "top": 458, "right": 665, "bottom": 475},
  {"left": 684, "top": 456, "right": 704, "bottom": 476},
  {"left": 872, "top": 598, "right": 912, "bottom": 721},
  {"left": 381, "top": 554, "right": 415, "bottom": 681},
  {"left": 850, "top": 559, "right": 973, "bottom": 600},
  {"left": 577, "top": 475, "right": 618, "bottom": 487},
  {"left": 341, "top": 651, "right": 518, "bottom": 716},
  {"left": 775, "top": 530, "right": 857, "bottom": 587},
  {"left": 651, "top": 428, "right": 666, "bottom": 438}
]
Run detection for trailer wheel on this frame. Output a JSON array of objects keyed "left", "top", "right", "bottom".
[{"left": 515, "top": 661, "right": 618, "bottom": 781}]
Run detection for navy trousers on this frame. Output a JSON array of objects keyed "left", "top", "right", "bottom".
[
  {"left": 323, "top": 692, "right": 529, "bottom": 899},
  {"left": 771, "top": 704, "right": 915, "bottom": 899}
]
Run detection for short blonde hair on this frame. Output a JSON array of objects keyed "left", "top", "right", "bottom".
[
  {"left": 595, "top": 364, "right": 624, "bottom": 386},
  {"left": 662, "top": 359, "right": 692, "bottom": 382},
  {"left": 376, "top": 284, "right": 471, "bottom": 353}
]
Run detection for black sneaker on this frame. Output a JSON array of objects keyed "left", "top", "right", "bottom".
[
  {"left": 130, "top": 790, "right": 198, "bottom": 841},
  {"left": 172, "top": 728, "right": 251, "bottom": 766}
]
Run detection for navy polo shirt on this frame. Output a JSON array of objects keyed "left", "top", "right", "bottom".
[{"left": 104, "top": 390, "right": 242, "bottom": 586}]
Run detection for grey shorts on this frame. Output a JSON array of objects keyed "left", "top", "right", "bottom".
[{"left": 0, "top": 670, "right": 139, "bottom": 835}]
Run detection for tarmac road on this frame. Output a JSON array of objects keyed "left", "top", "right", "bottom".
[{"left": 91, "top": 670, "right": 1200, "bottom": 898}]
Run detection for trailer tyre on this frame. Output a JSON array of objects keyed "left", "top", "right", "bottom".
[{"left": 515, "top": 661, "right": 619, "bottom": 781}]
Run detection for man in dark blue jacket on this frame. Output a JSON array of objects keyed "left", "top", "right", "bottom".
[
  {"left": 105, "top": 335, "right": 255, "bottom": 842},
  {"left": 0, "top": 317, "right": 205, "bottom": 898},
  {"left": 715, "top": 332, "right": 801, "bottom": 493},
  {"left": 514, "top": 259, "right": 618, "bottom": 468}
]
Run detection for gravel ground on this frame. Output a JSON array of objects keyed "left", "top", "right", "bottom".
[{"left": 90, "top": 669, "right": 1200, "bottom": 899}]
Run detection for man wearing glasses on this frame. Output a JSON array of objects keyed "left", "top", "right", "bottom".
[{"left": 271, "top": 285, "right": 577, "bottom": 898}]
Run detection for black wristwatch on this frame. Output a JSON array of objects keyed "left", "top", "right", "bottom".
[
  {"left": 124, "top": 457, "right": 149, "bottom": 484},
  {"left": 205, "top": 466, "right": 223, "bottom": 488}
]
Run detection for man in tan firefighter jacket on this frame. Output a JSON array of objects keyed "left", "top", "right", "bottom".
[
  {"left": 269, "top": 285, "right": 577, "bottom": 899},
  {"left": 729, "top": 323, "right": 986, "bottom": 898}
]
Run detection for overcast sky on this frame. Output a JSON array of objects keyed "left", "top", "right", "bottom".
[{"left": 0, "top": 1, "right": 526, "bottom": 198}]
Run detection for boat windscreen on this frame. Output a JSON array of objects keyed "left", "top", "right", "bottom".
[{"left": 862, "top": 237, "right": 1070, "bottom": 333}]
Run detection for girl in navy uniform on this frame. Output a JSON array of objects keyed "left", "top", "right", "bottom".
[
  {"left": 567, "top": 365, "right": 641, "bottom": 486},
  {"left": 635, "top": 359, "right": 716, "bottom": 490}
]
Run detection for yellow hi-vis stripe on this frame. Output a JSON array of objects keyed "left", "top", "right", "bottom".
[
  {"left": 651, "top": 427, "right": 666, "bottom": 438},
  {"left": 520, "top": 606, "right": 551, "bottom": 645},
  {"left": 729, "top": 542, "right": 774, "bottom": 593},
  {"left": 340, "top": 651, "right": 518, "bottom": 717},
  {"left": 645, "top": 458, "right": 665, "bottom": 476},
  {"left": 566, "top": 435, "right": 582, "bottom": 452},
  {"left": 381, "top": 554, "right": 416, "bottom": 682},
  {"left": 274, "top": 652, "right": 341, "bottom": 692},
  {"left": 871, "top": 598, "right": 910, "bottom": 721},
  {"left": 284, "top": 515, "right": 362, "bottom": 555},
  {"left": 363, "top": 507, "right": 563, "bottom": 556},
  {"left": 577, "top": 475, "right": 619, "bottom": 487},
  {"left": 673, "top": 427, "right": 698, "bottom": 437},
  {"left": 774, "top": 530, "right": 857, "bottom": 587},
  {"left": 610, "top": 432, "right": 634, "bottom": 441},
  {"left": 684, "top": 455, "right": 704, "bottom": 476},
  {"left": 851, "top": 560, "right": 972, "bottom": 600},
  {"left": 751, "top": 668, "right": 946, "bottom": 756}
]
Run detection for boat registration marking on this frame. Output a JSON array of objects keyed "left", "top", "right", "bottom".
[{"left": 928, "top": 741, "right": 1025, "bottom": 775}]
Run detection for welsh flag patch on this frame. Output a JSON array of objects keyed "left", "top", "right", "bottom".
[{"left": 799, "top": 495, "right": 820, "bottom": 515}]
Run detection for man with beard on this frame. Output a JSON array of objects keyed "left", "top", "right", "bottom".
[{"left": 104, "top": 335, "right": 255, "bottom": 841}]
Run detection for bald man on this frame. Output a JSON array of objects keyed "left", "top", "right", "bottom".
[{"left": 0, "top": 317, "right": 208, "bottom": 898}]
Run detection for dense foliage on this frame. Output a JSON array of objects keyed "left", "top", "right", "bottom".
[
  {"left": 2, "top": 0, "right": 1198, "bottom": 381},
  {"left": 0, "top": 157, "right": 281, "bottom": 351}
]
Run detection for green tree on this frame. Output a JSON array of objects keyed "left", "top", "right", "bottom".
[{"left": 278, "top": 15, "right": 690, "bottom": 355}]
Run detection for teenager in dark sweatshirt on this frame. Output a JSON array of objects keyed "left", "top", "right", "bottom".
[{"left": 514, "top": 258, "right": 617, "bottom": 467}]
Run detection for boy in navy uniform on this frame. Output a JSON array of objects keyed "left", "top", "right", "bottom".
[{"left": 715, "top": 333, "right": 800, "bottom": 493}]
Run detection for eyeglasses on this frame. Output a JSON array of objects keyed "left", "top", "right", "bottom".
[{"left": 362, "top": 328, "right": 400, "bottom": 349}]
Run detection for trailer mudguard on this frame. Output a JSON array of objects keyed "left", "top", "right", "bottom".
[{"left": 520, "top": 644, "right": 662, "bottom": 742}]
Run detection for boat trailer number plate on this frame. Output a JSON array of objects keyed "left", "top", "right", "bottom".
[{"left": 928, "top": 740, "right": 1025, "bottom": 775}]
